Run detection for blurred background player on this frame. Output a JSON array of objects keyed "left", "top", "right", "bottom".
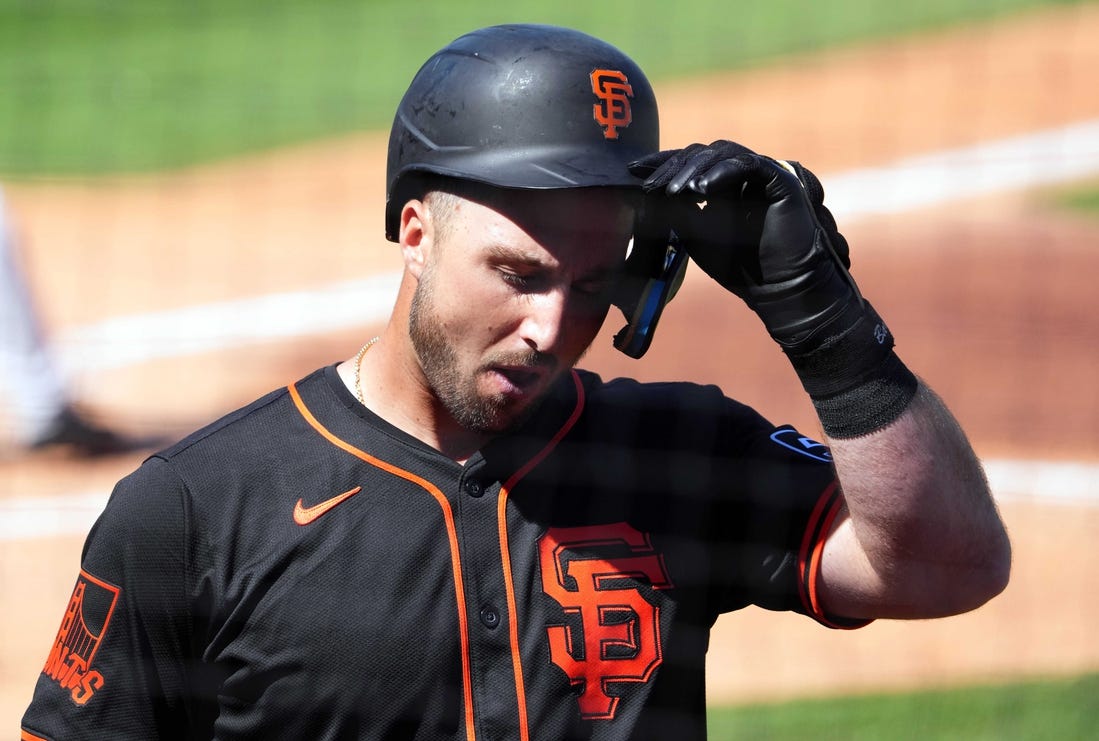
[{"left": 0, "top": 184, "right": 155, "bottom": 456}]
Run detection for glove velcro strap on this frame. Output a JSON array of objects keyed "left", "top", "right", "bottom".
[
  {"left": 783, "top": 300, "right": 919, "bottom": 438},
  {"left": 808, "top": 353, "right": 919, "bottom": 438}
]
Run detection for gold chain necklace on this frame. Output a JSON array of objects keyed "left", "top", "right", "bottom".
[{"left": 353, "top": 336, "right": 380, "bottom": 405}]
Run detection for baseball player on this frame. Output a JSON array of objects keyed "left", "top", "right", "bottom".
[
  {"left": 21, "top": 24, "right": 1010, "bottom": 740},
  {"left": 0, "top": 185, "right": 153, "bottom": 456}
]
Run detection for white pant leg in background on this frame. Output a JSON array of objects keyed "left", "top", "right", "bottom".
[{"left": 0, "top": 187, "right": 68, "bottom": 444}]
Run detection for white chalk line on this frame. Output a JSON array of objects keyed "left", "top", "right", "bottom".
[
  {"left": 58, "top": 272, "right": 402, "bottom": 373},
  {"left": 824, "top": 118, "right": 1099, "bottom": 221},
  {"left": 11, "top": 118, "right": 1096, "bottom": 541},
  {"left": 1, "top": 458, "right": 1095, "bottom": 543}
]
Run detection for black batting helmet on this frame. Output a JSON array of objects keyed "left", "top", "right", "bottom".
[{"left": 384, "top": 24, "right": 660, "bottom": 241}]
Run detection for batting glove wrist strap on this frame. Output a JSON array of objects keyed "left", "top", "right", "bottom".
[{"left": 782, "top": 300, "right": 919, "bottom": 438}]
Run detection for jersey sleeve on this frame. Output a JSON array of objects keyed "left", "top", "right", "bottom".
[
  {"left": 21, "top": 457, "right": 197, "bottom": 740},
  {"left": 713, "top": 413, "right": 871, "bottom": 630}
]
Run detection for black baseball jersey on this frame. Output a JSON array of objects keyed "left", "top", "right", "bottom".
[{"left": 22, "top": 365, "right": 865, "bottom": 740}]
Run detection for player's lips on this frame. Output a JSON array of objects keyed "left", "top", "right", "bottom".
[{"left": 491, "top": 365, "right": 548, "bottom": 394}]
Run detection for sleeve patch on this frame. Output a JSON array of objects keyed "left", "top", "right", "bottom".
[
  {"left": 40, "top": 569, "right": 120, "bottom": 706},
  {"left": 769, "top": 426, "right": 833, "bottom": 463}
]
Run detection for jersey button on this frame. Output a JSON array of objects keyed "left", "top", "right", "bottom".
[
  {"left": 464, "top": 480, "right": 484, "bottom": 498},
  {"left": 480, "top": 605, "right": 500, "bottom": 629}
]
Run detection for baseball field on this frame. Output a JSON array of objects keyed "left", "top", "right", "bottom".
[{"left": 2, "top": 2, "right": 1098, "bottom": 737}]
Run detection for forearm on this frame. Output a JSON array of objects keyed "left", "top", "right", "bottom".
[
  {"left": 628, "top": 144, "right": 1011, "bottom": 618},
  {"left": 820, "top": 380, "right": 1012, "bottom": 619}
]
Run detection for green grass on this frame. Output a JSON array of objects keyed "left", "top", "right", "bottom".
[
  {"left": 0, "top": 0, "right": 1088, "bottom": 175},
  {"left": 1049, "top": 181, "right": 1099, "bottom": 215},
  {"left": 706, "top": 672, "right": 1099, "bottom": 740}
]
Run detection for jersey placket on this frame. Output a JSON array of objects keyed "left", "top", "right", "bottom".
[{"left": 454, "top": 461, "right": 522, "bottom": 740}]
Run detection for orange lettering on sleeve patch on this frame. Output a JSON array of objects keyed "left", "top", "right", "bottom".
[{"left": 42, "top": 570, "right": 120, "bottom": 706}]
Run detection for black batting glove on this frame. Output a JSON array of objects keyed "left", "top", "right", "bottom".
[
  {"left": 628, "top": 140, "right": 854, "bottom": 348},
  {"left": 629, "top": 141, "right": 918, "bottom": 438}
]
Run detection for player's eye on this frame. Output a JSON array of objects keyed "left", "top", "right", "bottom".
[
  {"left": 499, "top": 269, "right": 546, "bottom": 292},
  {"left": 499, "top": 270, "right": 528, "bottom": 288}
]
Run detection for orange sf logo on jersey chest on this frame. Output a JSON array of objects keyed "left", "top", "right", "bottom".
[
  {"left": 539, "top": 522, "right": 674, "bottom": 720},
  {"left": 590, "top": 69, "right": 634, "bottom": 140}
]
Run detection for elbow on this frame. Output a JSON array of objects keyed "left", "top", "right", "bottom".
[
  {"left": 943, "top": 524, "right": 1013, "bottom": 616},
  {"left": 926, "top": 477, "right": 1014, "bottom": 615},
  {"left": 976, "top": 526, "right": 1013, "bottom": 606},
  {"left": 896, "top": 519, "right": 1013, "bottom": 619}
]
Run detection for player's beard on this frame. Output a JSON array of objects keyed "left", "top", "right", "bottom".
[{"left": 408, "top": 266, "right": 551, "bottom": 435}]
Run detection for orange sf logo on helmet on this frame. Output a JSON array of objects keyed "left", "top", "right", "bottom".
[{"left": 590, "top": 69, "right": 634, "bottom": 140}]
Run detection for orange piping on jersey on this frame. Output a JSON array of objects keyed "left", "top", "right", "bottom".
[
  {"left": 288, "top": 382, "right": 477, "bottom": 741},
  {"left": 802, "top": 483, "right": 841, "bottom": 617},
  {"left": 797, "top": 480, "right": 836, "bottom": 618},
  {"left": 21, "top": 730, "right": 49, "bottom": 740},
  {"left": 496, "top": 370, "right": 587, "bottom": 741},
  {"left": 796, "top": 481, "right": 865, "bottom": 629}
]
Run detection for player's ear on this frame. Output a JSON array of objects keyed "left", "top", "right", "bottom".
[{"left": 399, "top": 200, "right": 431, "bottom": 279}]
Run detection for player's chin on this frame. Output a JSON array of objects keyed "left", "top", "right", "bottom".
[
  {"left": 470, "top": 390, "right": 544, "bottom": 434},
  {"left": 487, "top": 392, "right": 538, "bottom": 424}
]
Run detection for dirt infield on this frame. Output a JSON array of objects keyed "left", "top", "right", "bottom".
[{"left": 3, "top": 3, "right": 1099, "bottom": 727}]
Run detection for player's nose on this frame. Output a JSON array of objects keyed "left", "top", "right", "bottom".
[{"left": 520, "top": 287, "right": 569, "bottom": 354}]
